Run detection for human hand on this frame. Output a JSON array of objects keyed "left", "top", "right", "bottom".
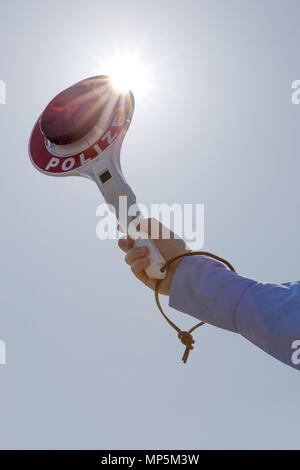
[{"left": 118, "top": 218, "right": 191, "bottom": 295}]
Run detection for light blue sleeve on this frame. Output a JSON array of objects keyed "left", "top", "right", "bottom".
[{"left": 169, "top": 256, "right": 300, "bottom": 370}]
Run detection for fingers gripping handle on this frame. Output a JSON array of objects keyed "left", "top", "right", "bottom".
[
  {"left": 110, "top": 191, "right": 166, "bottom": 279},
  {"left": 134, "top": 237, "right": 166, "bottom": 279}
]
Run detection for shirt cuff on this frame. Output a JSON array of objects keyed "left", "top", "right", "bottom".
[{"left": 169, "top": 255, "right": 255, "bottom": 333}]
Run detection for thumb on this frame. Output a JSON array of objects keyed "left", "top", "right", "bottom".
[
  {"left": 134, "top": 218, "right": 189, "bottom": 261},
  {"left": 136, "top": 217, "right": 174, "bottom": 241}
]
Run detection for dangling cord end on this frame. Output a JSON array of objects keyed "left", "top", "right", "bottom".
[
  {"left": 154, "top": 250, "right": 235, "bottom": 364},
  {"left": 178, "top": 331, "right": 195, "bottom": 364}
]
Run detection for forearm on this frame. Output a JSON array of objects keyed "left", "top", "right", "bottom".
[{"left": 169, "top": 256, "right": 300, "bottom": 370}]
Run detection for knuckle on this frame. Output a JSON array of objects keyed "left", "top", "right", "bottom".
[
  {"left": 131, "top": 258, "right": 143, "bottom": 273},
  {"left": 131, "top": 263, "right": 137, "bottom": 274}
]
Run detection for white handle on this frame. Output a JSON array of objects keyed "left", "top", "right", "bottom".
[
  {"left": 134, "top": 237, "right": 166, "bottom": 279},
  {"left": 100, "top": 184, "right": 166, "bottom": 280}
]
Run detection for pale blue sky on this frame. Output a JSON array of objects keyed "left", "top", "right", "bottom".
[{"left": 1, "top": 0, "right": 300, "bottom": 449}]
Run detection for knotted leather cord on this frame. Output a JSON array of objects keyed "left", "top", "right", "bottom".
[{"left": 155, "top": 251, "right": 235, "bottom": 364}]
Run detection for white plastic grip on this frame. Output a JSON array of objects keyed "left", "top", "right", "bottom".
[
  {"left": 134, "top": 237, "right": 166, "bottom": 279},
  {"left": 105, "top": 189, "right": 166, "bottom": 279}
]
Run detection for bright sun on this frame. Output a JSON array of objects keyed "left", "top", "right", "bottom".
[{"left": 104, "top": 52, "right": 153, "bottom": 95}]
